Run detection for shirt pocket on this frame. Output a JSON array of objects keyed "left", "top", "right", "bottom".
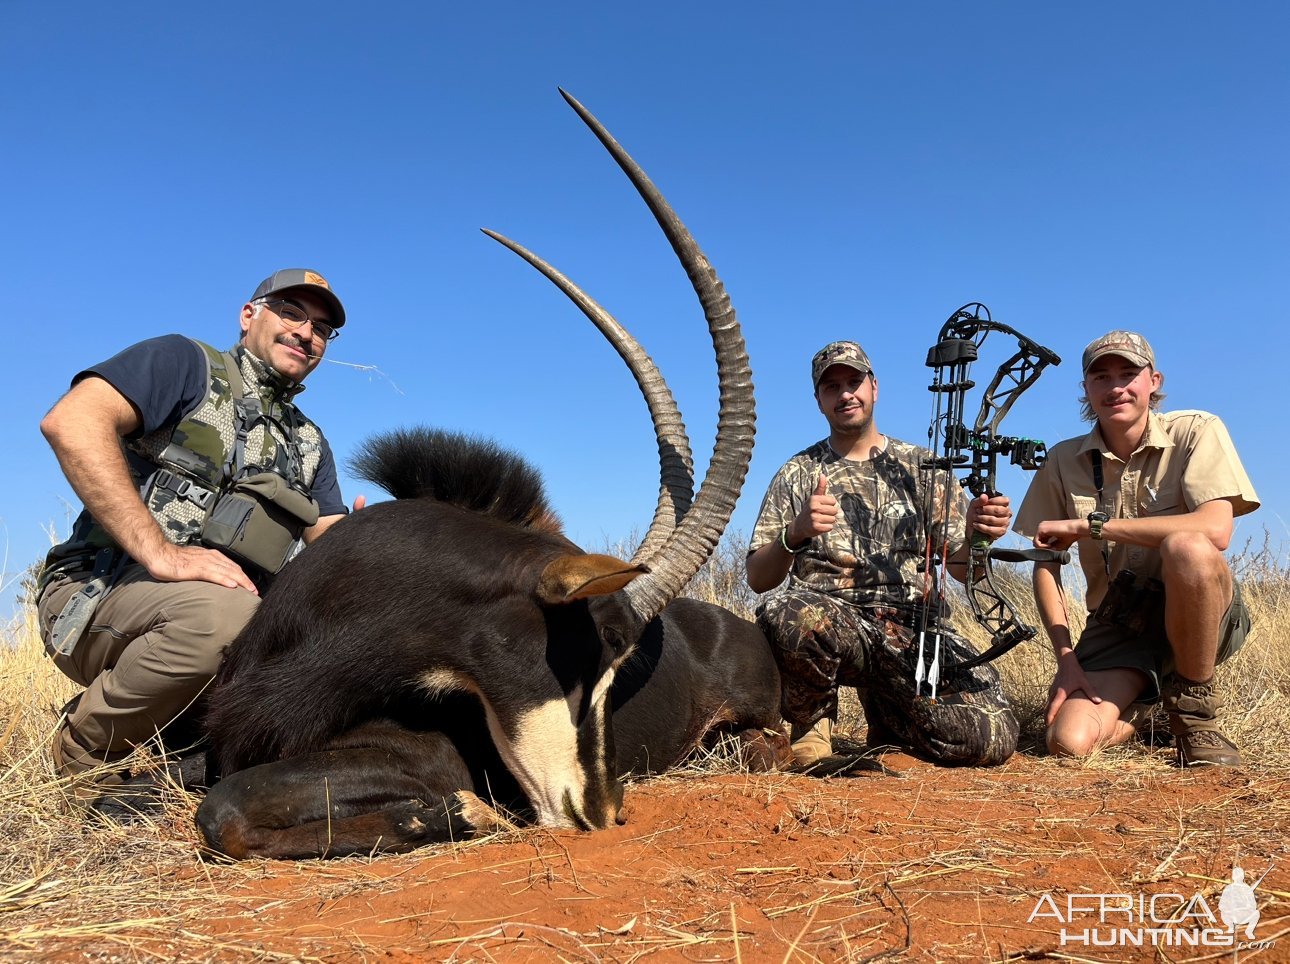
[
  {"left": 1140, "top": 482, "right": 1183, "bottom": 516},
  {"left": 1071, "top": 495, "right": 1099, "bottom": 521},
  {"left": 1070, "top": 495, "right": 1101, "bottom": 547}
]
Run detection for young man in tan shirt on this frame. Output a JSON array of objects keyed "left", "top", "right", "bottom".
[{"left": 1014, "top": 331, "right": 1259, "bottom": 766}]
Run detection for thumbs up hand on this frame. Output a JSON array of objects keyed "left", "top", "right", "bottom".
[{"left": 787, "top": 474, "right": 839, "bottom": 547}]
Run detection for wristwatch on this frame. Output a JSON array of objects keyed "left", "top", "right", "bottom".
[{"left": 1087, "top": 510, "right": 1109, "bottom": 541}]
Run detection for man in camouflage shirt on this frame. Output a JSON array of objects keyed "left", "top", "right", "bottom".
[
  {"left": 37, "top": 269, "right": 359, "bottom": 814},
  {"left": 747, "top": 341, "right": 1018, "bottom": 766}
]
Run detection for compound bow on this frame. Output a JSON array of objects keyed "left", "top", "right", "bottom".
[{"left": 915, "top": 303, "right": 1070, "bottom": 696}]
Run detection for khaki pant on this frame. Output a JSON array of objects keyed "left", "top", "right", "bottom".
[{"left": 38, "top": 563, "right": 258, "bottom": 776}]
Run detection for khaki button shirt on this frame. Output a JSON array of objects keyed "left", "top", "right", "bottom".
[{"left": 1014, "top": 410, "right": 1259, "bottom": 611}]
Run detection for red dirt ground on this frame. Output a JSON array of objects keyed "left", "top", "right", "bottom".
[{"left": 134, "top": 750, "right": 1290, "bottom": 962}]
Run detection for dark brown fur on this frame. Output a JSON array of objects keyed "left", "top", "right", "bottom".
[{"left": 197, "top": 430, "right": 782, "bottom": 859}]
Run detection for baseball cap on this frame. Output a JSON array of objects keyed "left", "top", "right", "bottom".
[
  {"left": 250, "top": 269, "right": 346, "bottom": 328},
  {"left": 811, "top": 341, "right": 873, "bottom": 388},
  {"left": 1081, "top": 330, "right": 1154, "bottom": 373}
]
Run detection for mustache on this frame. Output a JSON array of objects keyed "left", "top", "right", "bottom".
[{"left": 278, "top": 336, "right": 324, "bottom": 360}]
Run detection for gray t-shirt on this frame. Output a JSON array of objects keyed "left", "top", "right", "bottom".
[{"left": 750, "top": 437, "right": 968, "bottom": 610}]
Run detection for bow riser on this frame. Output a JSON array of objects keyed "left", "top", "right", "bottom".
[{"left": 920, "top": 302, "right": 1068, "bottom": 677}]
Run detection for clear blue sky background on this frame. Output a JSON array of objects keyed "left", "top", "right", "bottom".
[{"left": 3, "top": 2, "right": 1286, "bottom": 618}]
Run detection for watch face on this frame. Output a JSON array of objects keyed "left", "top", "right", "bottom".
[{"left": 1088, "top": 510, "right": 1108, "bottom": 539}]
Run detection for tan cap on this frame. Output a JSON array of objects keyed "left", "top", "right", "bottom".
[
  {"left": 1081, "top": 330, "right": 1154, "bottom": 372},
  {"left": 811, "top": 340, "right": 873, "bottom": 387}
]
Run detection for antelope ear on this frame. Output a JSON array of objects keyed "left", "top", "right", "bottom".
[{"left": 535, "top": 554, "right": 647, "bottom": 604}]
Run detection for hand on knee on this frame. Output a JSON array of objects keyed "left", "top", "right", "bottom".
[{"left": 1046, "top": 706, "right": 1122, "bottom": 758}]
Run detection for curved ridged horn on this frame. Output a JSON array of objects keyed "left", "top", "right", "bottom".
[
  {"left": 556, "top": 89, "right": 755, "bottom": 623},
  {"left": 480, "top": 228, "right": 695, "bottom": 566}
]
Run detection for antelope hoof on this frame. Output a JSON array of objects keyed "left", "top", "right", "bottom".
[
  {"left": 739, "top": 727, "right": 796, "bottom": 772},
  {"left": 453, "top": 790, "right": 518, "bottom": 835}
]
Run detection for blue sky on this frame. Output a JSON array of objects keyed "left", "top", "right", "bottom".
[{"left": 3, "top": 2, "right": 1286, "bottom": 617}]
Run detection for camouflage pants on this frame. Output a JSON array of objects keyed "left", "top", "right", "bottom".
[{"left": 756, "top": 587, "right": 1018, "bottom": 766}]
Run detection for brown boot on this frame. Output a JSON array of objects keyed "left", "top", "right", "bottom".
[
  {"left": 789, "top": 717, "right": 834, "bottom": 766},
  {"left": 51, "top": 722, "right": 134, "bottom": 812},
  {"left": 1162, "top": 676, "right": 1242, "bottom": 767}
]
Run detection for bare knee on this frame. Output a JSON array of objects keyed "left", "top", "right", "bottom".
[
  {"left": 1046, "top": 704, "right": 1126, "bottom": 758},
  {"left": 1160, "top": 532, "right": 1226, "bottom": 582},
  {"left": 1047, "top": 717, "right": 1098, "bottom": 757}
]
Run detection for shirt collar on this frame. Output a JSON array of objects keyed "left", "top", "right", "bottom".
[
  {"left": 232, "top": 343, "right": 306, "bottom": 403},
  {"left": 1077, "top": 410, "right": 1173, "bottom": 462},
  {"left": 1139, "top": 411, "right": 1173, "bottom": 452}
]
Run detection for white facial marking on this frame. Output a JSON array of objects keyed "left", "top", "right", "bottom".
[
  {"left": 589, "top": 666, "right": 617, "bottom": 711},
  {"left": 419, "top": 665, "right": 620, "bottom": 831},
  {"left": 486, "top": 695, "right": 584, "bottom": 827}
]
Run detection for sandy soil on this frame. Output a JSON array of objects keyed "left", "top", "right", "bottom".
[{"left": 59, "top": 748, "right": 1282, "bottom": 963}]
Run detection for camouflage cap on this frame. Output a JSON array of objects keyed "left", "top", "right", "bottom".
[
  {"left": 250, "top": 269, "right": 346, "bottom": 327},
  {"left": 811, "top": 340, "right": 873, "bottom": 388},
  {"left": 1081, "top": 330, "right": 1154, "bottom": 373}
]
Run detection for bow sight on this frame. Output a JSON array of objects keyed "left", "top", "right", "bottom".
[{"left": 915, "top": 302, "right": 1070, "bottom": 695}]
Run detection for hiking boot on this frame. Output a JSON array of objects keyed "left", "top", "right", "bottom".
[
  {"left": 1121, "top": 701, "right": 1170, "bottom": 745},
  {"left": 51, "top": 721, "right": 140, "bottom": 819},
  {"left": 1122, "top": 701, "right": 1155, "bottom": 731},
  {"left": 1162, "top": 676, "right": 1243, "bottom": 767},
  {"left": 789, "top": 717, "right": 833, "bottom": 766}
]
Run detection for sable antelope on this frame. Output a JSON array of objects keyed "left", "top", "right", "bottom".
[{"left": 196, "top": 91, "right": 785, "bottom": 860}]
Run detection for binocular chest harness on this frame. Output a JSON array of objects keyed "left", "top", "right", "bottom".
[{"left": 45, "top": 341, "right": 321, "bottom": 657}]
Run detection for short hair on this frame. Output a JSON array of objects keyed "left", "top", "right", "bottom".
[{"left": 239, "top": 298, "right": 273, "bottom": 341}]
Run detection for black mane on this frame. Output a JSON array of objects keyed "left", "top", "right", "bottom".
[{"left": 348, "top": 427, "right": 555, "bottom": 529}]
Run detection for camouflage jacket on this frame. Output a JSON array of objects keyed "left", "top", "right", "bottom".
[{"left": 750, "top": 436, "right": 969, "bottom": 612}]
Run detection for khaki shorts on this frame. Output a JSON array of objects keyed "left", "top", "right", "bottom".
[{"left": 1075, "top": 578, "right": 1250, "bottom": 701}]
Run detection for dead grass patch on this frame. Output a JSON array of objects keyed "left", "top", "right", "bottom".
[{"left": 3, "top": 533, "right": 1288, "bottom": 960}]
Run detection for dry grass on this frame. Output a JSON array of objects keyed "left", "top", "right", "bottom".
[
  {"left": 3, "top": 532, "right": 1288, "bottom": 960},
  {"left": 678, "top": 531, "right": 1290, "bottom": 772},
  {"left": 0, "top": 611, "right": 209, "bottom": 958}
]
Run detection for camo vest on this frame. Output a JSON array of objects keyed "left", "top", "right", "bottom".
[{"left": 44, "top": 340, "right": 326, "bottom": 577}]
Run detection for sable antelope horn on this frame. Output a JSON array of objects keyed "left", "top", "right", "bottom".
[
  {"left": 561, "top": 88, "right": 754, "bottom": 623},
  {"left": 484, "top": 90, "right": 753, "bottom": 623},
  {"left": 480, "top": 229, "right": 694, "bottom": 567}
]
